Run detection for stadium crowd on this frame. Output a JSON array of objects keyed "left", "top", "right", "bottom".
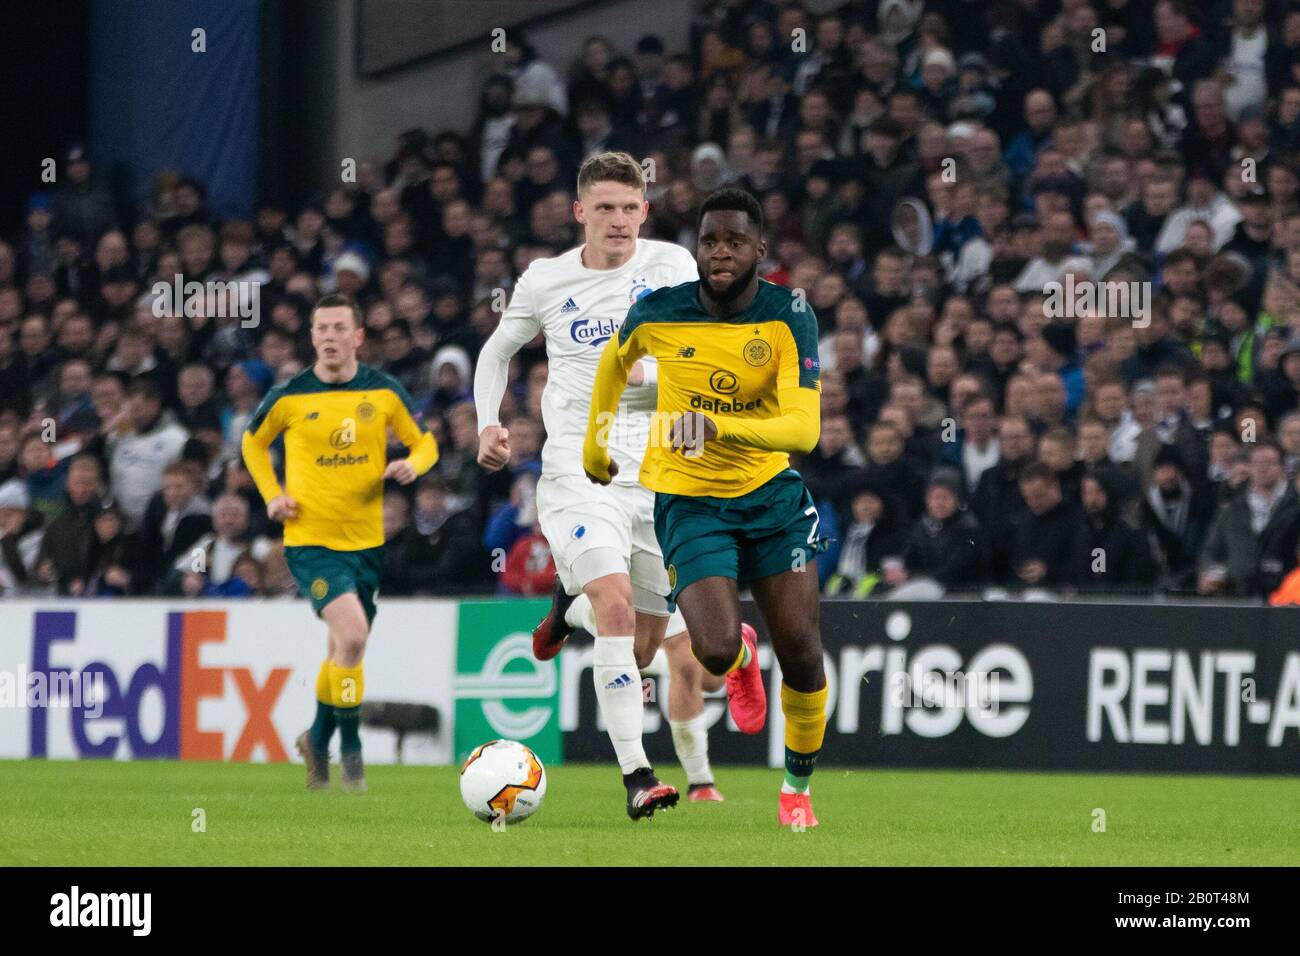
[{"left": 5, "top": 0, "right": 1300, "bottom": 602}]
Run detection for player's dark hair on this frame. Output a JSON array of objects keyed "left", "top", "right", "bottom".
[
  {"left": 311, "top": 292, "right": 362, "bottom": 328},
  {"left": 698, "top": 187, "right": 764, "bottom": 235}
]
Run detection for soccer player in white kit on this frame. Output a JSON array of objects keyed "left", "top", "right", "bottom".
[{"left": 474, "top": 152, "right": 727, "bottom": 818}]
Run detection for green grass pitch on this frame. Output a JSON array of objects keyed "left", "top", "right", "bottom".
[{"left": 2, "top": 760, "right": 1298, "bottom": 866}]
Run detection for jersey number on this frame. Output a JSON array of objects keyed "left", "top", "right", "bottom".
[{"left": 804, "top": 505, "right": 820, "bottom": 545}]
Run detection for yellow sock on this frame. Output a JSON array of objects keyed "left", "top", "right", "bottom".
[
  {"left": 309, "top": 659, "right": 337, "bottom": 751},
  {"left": 781, "top": 682, "right": 828, "bottom": 791},
  {"left": 330, "top": 661, "right": 365, "bottom": 752},
  {"left": 315, "top": 659, "right": 333, "bottom": 705},
  {"left": 329, "top": 661, "right": 365, "bottom": 709}
]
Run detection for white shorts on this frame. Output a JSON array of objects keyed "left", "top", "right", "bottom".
[{"left": 536, "top": 473, "right": 670, "bottom": 614}]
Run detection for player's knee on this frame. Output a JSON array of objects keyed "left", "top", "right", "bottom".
[
  {"left": 775, "top": 636, "right": 823, "bottom": 689},
  {"left": 691, "top": 634, "right": 739, "bottom": 676},
  {"left": 634, "top": 645, "right": 657, "bottom": 671},
  {"left": 669, "top": 657, "right": 701, "bottom": 694},
  {"left": 588, "top": 590, "right": 636, "bottom": 635},
  {"left": 334, "top": 631, "right": 367, "bottom": 666}
]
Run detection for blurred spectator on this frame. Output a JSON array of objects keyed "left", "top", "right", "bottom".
[
  {"left": 385, "top": 476, "right": 493, "bottom": 595},
  {"left": 1143, "top": 443, "right": 1215, "bottom": 591},
  {"left": 0, "top": 480, "right": 44, "bottom": 596},
  {"left": 1011, "top": 461, "right": 1080, "bottom": 589},
  {"left": 107, "top": 379, "right": 188, "bottom": 529},
  {"left": 19, "top": 432, "right": 69, "bottom": 523},
  {"left": 823, "top": 479, "right": 905, "bottom": 598},
  {"left": 1073, "top": 470, "right": 1156, "bottom": 592},
  {"left": 74, "top": 502, "right": 138, "bottom": 596},
  {"left": 52, "top": 146, "right": 117, "bottom": 248},
  {"left": 35, "top": 454, "right": 103, "bottom": 594},
  {"left": 1198, "top": 440, "right": 1299, "bottom": 596},
  {"left": 137, "top": 460, "right": 213, "bottom": 593},
  {"left": 162, "top": 492, "right": 269, "bottom": 592},
  {"left": 890, "top": 468, "right": 984, "bottom": 591}
]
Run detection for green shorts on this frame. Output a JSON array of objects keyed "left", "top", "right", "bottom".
[
  {"left": 653, "top": 468, "right": 825, "bottom": 609},
  {"left": 285, "top": 545, "right": 384, "bottom": 625}
]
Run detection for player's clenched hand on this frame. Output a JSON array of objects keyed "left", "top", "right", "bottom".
[
  {"left": 384, "top": 460, "right": 417, "bottom": 485},
  {"left": 478, "top": 425, "right": 511, "bottom": 471},
  {"left": 670, "top": 412, "right": 717, "bottom": 456},
  {"left": 585, "top": 459, "right": 618, "bottom": 485},
  {"left": 267, "top": 495, "right": 299, "bottom": 522}
]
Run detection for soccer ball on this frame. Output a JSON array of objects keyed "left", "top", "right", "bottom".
[{"left": 459, "top": 739, "right": 547, "bottom": 825}]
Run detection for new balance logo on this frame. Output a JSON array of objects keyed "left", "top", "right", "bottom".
[
  {"left": 677, "top": 347, "right": 695, "bottom": 358},
  {"left": 305, "top": 411, "right": 319, "bottom": 420},
  {"left": 559, "top": 297, "right": 580, "bottom": 314},
  {"left": 604, "top": 673, "right": 634, "bottom": 690}
]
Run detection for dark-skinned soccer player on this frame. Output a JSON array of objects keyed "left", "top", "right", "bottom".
[{"left": 582, "top": 188, "right": 829, "bottom": 827}]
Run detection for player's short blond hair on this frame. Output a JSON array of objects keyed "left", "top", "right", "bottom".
[{"left": 577, "top": 151, "right": 646, "bottom": 196}]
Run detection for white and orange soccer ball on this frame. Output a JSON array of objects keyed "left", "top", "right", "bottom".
[{"left": 459, "top": 739, "right": 547, "bottom": 825}]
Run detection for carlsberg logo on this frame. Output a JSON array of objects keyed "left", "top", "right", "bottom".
[{"left": 569, "top": 317, "right": 617, "bottom": 347}]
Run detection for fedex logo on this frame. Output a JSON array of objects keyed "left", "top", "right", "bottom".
[{"left": 29, "top": 610, "right": 291, "bottom": 761}]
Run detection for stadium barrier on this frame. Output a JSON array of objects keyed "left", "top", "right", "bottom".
[
  {"left": 561, "top": 600, "right": 1300, "bottom": 774},
  {"left": 0, "top": 600, "right": 457, "bottom": 765},
  {"left": 3, "top": 598, "right": 1297, "bottom": 773}
]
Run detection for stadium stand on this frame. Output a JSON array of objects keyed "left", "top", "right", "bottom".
[{"left": 5, "top": 0, "right": 1300, "bottom": 603}]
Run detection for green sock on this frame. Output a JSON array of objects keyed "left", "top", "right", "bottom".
[
  {"left": 336, "top": 706, "right": 361, "bottom": 753},
  {"left": 783, "top": 748, "right": 817, "bottom": 793},
  {"left": 309, "top": 700, "right": 335, "bottom": 753}
]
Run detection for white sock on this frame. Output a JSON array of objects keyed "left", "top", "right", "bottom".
[
  {"left": 564, "top": 592, "right": 598, "bottom": 633},
  {"left": 640, "top": 647, "right": 668, "bottom": 678},
  {"left": 669, "top": 713, "right": 713, "bottom": 785},
  {"left": 593, "top": 636, "right": 648, "bottom": 774}
]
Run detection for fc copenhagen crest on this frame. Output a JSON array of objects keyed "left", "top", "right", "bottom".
[{"left": 744, "top": 339, "right": 772, "bottom": 367}]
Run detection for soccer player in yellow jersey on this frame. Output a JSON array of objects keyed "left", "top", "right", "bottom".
[
  {"left": 242, "top": 293, "right": 439, "bottom": 793},
  {"left": 583, "top": 189, "right": 829, "bottom": 826}
]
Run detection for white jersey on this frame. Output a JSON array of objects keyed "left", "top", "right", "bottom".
[{"left": 475, "top": 238, "right": 697, "bottom": 483}]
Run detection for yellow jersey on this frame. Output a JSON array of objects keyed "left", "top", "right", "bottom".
[
  {"left": 583, "top": 279, "right": 821, "bottom": 497},
  {"left": 241, "top": 364, "right": 438, "bottom": 550}
]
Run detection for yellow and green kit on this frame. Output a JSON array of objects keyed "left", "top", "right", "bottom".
[
  {"left": 583, "top": 279, "right": 824, "bottom": 606},
  {"left": 242, "top": 363, "right": 438, "bottom": 622}
]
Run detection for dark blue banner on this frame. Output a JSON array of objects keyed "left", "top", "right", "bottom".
[{"left": 92, "top": 0, "right": 259, "bottom": 220}]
